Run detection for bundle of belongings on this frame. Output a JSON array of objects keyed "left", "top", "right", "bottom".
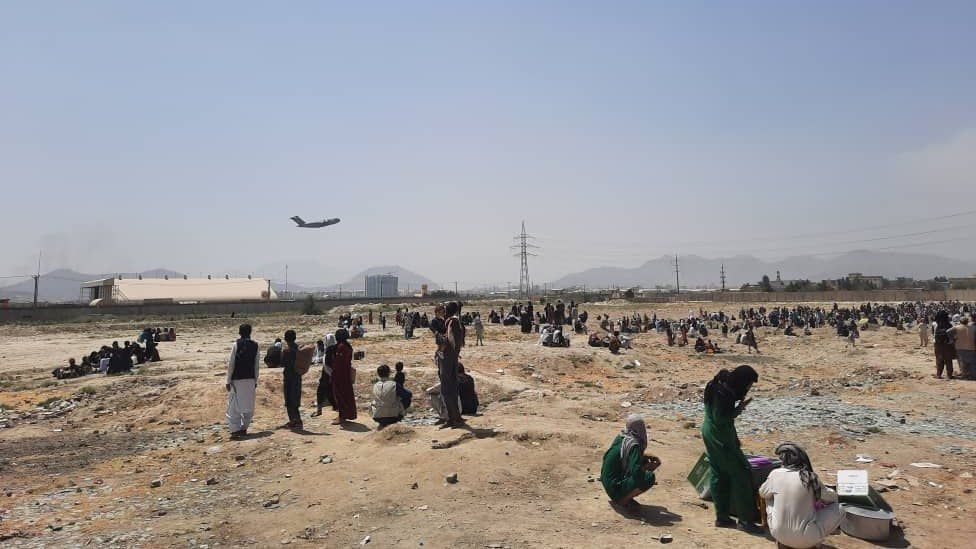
[{"left": 539, "top": 324, "right": 570, "bottom": 347}]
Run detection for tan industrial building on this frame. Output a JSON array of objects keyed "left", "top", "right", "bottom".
[{"left": 81, "top": 277, "right": 276, "bottom": 306}]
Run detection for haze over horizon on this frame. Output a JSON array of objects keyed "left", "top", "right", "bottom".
[{"left": 3, "top": 2, "right": 975, "bottom": 288}]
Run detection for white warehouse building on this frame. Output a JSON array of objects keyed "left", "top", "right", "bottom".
[{"left": 81, "top": 276, "right": 276, "bottom": 306}]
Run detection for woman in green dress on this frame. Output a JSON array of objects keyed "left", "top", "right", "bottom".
[
  {"left": 601, "top": 414, "right": 660, "bottom": 509},
  {"left": 702, "top": 364, "right": 762, "bottom": 534}
]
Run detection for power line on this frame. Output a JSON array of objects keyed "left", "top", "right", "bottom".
[{"left": 532, "top": 208, "right": 976, "bottom": 255}]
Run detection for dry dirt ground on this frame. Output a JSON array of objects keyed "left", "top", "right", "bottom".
[{"left": 0, "top": 301, "right": 974, "bottom": 549}]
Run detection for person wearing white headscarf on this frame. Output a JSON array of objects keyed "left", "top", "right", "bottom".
[
  {"left": 600, "top": 414, "right": 660, "bottom": 508},
  {"left": 759, "top": 442, "right": 843, "bottom": 549}
]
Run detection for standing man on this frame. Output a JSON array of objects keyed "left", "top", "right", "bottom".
[
  {"left": 951, "top": 316, "right": 975, "bottom": 379},
  {"left": 933, "top": 311, "right": 956, "bottom": 380},
  {"left": 473, "top": 313, "right": 485, "bottom": 346},
  {"left": 918, "top": 316, "right": 930, "bottom": 347},
  {"left": 403, "top": 310, "right": 413, "bottom": 339},
  {"left": 226, "top": 323, "right": 259, "bottom": 439},
  {"left": 281, "top": 329, "right": 303, "bottom": 430},
  {"left": 380, "top": 312, "right": 387, "bottom": 331},
  {"left": 437, "top": 301, "right": 465, "bottom": 428}
]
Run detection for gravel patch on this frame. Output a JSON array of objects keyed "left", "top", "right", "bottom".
[{"left": 643, "top": 395, "right": 976, "bottom": 440}]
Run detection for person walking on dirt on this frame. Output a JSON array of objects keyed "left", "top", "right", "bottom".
[
  {"left": 744, "top": 326, "right": 760, "bottom": 354},
  {"left": 226, "top": 323, "right": 260, "bottom": 439}
]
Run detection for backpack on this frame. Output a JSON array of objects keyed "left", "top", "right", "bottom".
[
  {"left": 295, "top": 344, "right": 316, "bottom": 376},
  {"left": 934, "top": 326, "right": 954, "bottom": 346},
  {"left": 263, "top": 345, "right": 282, "bottom": 368}
]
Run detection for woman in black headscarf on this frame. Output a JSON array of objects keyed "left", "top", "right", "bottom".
[{"left": 701, "top": 365, "right": 762, "bottom": 534}]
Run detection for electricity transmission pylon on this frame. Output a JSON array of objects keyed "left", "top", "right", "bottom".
[{"left": 510, "top": 221, "right": 538, "bottom": 300}]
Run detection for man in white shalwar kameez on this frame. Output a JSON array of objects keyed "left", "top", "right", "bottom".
[{"left": 226, "top": 324, "right": 260, "bottom": 438}]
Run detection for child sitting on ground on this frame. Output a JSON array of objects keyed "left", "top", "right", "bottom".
[{"left": 394, "top": 361, "right": 412, "bottom": 410}]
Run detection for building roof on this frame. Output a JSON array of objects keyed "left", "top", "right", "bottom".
[{"left": 82, "top": 277, "right": 276, "bottom": 304}]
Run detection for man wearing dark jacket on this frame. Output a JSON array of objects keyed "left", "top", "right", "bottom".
[
  {"left": 281, "top": 329, "right": 303, "bottom": 430},
  {"left": 226, "top": 323, "right": 260, "bottom": 438}
]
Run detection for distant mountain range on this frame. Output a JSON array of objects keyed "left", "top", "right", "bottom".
[
  {"left": 550, "top": 250, "right": 976, "bottom": 289},
  {"left": 4, "top": 251, "right": 974, "bottom": 302}
]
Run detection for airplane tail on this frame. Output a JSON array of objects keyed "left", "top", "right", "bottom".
[{"left": 290, "top": 216, "right": 306, "bottom": 226}]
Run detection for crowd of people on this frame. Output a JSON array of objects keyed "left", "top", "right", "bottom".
[
  {"left": 46, "top": 296, "right": 974, "bottom": 545},
  {"left": 223, "top": 300, "right": 482, "bottom": 437},
  {"left": 52, "top": 327, "right": 163, "bottom": 379}
]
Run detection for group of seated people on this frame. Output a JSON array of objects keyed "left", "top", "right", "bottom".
[
  {"left": 337, "top": 314, "right": 367, "bottom": 338},
  {"left": 588, "top": 331, "right": 631, "bottom": 353},
  {"left": 147, "top": 327, "right": 177, "bottom": 342},
  {"left": 367, "top": 361, "right": 479, "bottom": 426},
  {"left": 693, "top": 337, "right": 723, "bottom": 354},
  {"left": 53, "top": 336, "right": 160, "bottom": 379}
]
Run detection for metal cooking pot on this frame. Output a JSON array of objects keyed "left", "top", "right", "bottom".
[{"left": 839, "top": 504, "right": 894, "bottom": 542}]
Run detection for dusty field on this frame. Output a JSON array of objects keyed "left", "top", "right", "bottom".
[{"left": 0, "top": 301, "right": 974, "bottom": 549}]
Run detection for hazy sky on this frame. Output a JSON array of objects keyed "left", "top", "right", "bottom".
[{"left": 2, "top": 1, "right": 975, "bottom": 288}]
